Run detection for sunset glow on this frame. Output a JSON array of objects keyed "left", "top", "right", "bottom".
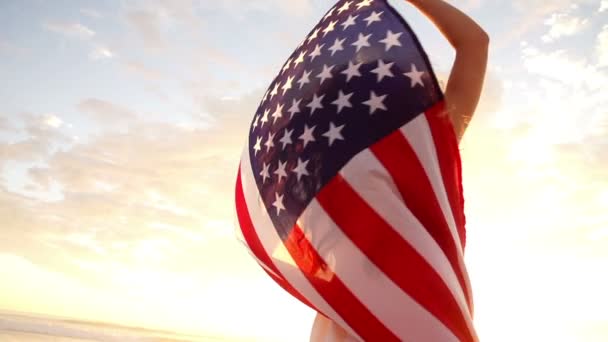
[{"left": 1, "top": 0, "right": 607, "bottom": 341}]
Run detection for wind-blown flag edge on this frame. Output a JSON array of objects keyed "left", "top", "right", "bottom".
[{"left": 234, "top": 0, "right": 475, "bottom": 341}]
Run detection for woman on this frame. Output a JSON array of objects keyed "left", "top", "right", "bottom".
[{"left": 310, "top": 0, "right": 488, "bottom": 340}]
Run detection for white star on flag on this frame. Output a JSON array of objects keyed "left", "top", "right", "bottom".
[
  {"left": 323, "top": 122, "right": 345, "bottom": 146},
  {"left": 260, "top": 108, "right": 270, "bottom": 127},
  {"left": 307, "top": 93, "right": 325, "bottom": 114},
  {"left": 342, "top": 61, "right": 363, "bottom": 82},
  {"left": 281, "top": 76, "right": 294, "bottom": 95},
  {"left": 272, "top": 192, "right": 285, "bottom": 215},
  {"left": 341, "top": 15, "right": 358, "bottom": 30},
  {"left": 253, "top": 136, "right": 262, "bottom": 155},
  {"left": 271, "top": 104, "right": 284, "bottom": 123},
  {"left": 338, "top": 1, "right": 352, "bottom": 14},
  {"left": 323, "top": 20, "right": 338, "bottom": 36},
  {"left": 269, "top": 83, "right": 280, "bottom": 100},
  {"left": 332, "top": 90, "right": 354, "bottom": 113},
  {"left": 297, "top": 70, "right": 312, "bottom": 89},
  {"left": 364, "top": 11, "right": 383, "bottom": 26},
  {"left": 279, "top": 128, "right": 294, "bottom": 149},
  {"left": 292, "top": 158, "right": 310, "bottom": 181},
  {"left": 307, "top": 28, "right": 320, "bottom": 43},
  {"left": 264, "top": 132, "right": 275, "bottom": 152},
  {"left": 293, "top": 51, "right": 306, "bottom": 67},
  {"left": 299, "top": 124, "right": 316, "bottom": 147},
  {"left": 352, "top": 33, "right": 372, "bottom": 52},
  {"left": 371, "top": 60, "right": 395, "bottom": 82},
  {"left": 329, "top": 38, "right": 346, "bottom": 56},
  {"left": 356, "top": 0, "right": 373, "bottom": 10},
  {"left": 363, "top": 90, "right": 388, "bottom": 114},
  {"left": 404, "top": 63, "right": 426, "bottom": 87},
  {"left": 308, "top": 44, "right": 324, "bottom": 62},
  {"left": 274, "top": 160, "right": 288, "bottom": 182},
  {"left": 379, "top": 30, "right": 403, "bottom": 51},
  {"left": 259, "top": 162, "right": 270, "bottom": 183},
  {"left": 288, "top": 98, "right": 302, "bottom": 118},
  {"left": 316, "top": 64, "right": 334, "bottom": 85}
]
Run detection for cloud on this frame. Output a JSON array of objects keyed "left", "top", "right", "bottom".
[
  {"left": 542, "top": 12, "right": 589, "bottom": 42},
  {"left": 153, "top": 0, "right": 202, "bottom": 28},
  {"left": 0, "top": 113, "right": 69, "bottom": 167},
  {"left": 27, "top": 166, "right": 54, "bottom": 191},
  {"left": 123, "top": 61, "right": 164, "bottom": 81},
  {"left": 203, "top": 0, "right": 314, "bottom": 17},
  {"left": 601, "top": 0, "right": 608, "bottom": 12},
  {"left": 452, "top": 55, "right": 608, "bottom": 336},
  {"left": 495, "top": 0, "right": 591, "bottom": 48},
  {"left": 0, "top": 39, "right": 27, "bottom": 55},
  {"left": 76, "top": 98, "right": 138, "bottom": 125},
  {"left": 0, "top": 90, "right": 259, "bottom": 280},
  {"left": 44, "top": 21, "right": 95, "bottom": 40},
  {"left": 462, "top": 0, "right": 483, "bottom": 10},
  {"left": 89, "top": 45, "right": 115, "bottom": 60},
  {"left": 43, "top": 114, "right": 63, "bottom": 128},
  {"left": 485, "top": 43, "right": 608, "bottom": 179},
  {"left": 464, "top": 44, "right": 608, "bottom": 221},
  {"left": 126, "top": 10, "right": 165, "bottom": 50},
  {"left": 517, "top": 51, "right": 606, "bottom": 144},
  {"left": 265, "top": 0, "right": 314, "bottom": 16},
  {"left": 461, "top": 120, "right": 608, "bottom": 259},
  {"left": 598, "top": 25, "right": 608, "bottom": 67},
  {"left": 80, "top": 8, "right": 103, "bottom": 19},
  {"left": 0, "top": 139, "right": 51, "bottom": 164},
  {"left": 0, "top": 40, "right": 11, "bottom": 53},
  {"left": 0, "top": 115, "right": 12, "bottom": 131},
  {"left": 521, "top": 46, "right": 606, "bottom": 89},
  {"left": 24, "top": 114, "right": 69, "bottom": 142}
]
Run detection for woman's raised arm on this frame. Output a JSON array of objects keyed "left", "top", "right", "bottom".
[{"left": 407, "top": 0, "right": 489, "bottom": 141}]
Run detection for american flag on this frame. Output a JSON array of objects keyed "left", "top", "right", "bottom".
[{"left": 235, "top": 0, "right": 477, "bottom": 340}]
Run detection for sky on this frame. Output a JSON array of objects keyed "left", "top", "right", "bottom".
[{"left": 0, "top": 0, "right": 607, "bottom": 341}]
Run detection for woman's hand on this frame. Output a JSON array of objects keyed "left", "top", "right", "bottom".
[{"left": 406, "top": 0, "right": 489, "bottom": 141}]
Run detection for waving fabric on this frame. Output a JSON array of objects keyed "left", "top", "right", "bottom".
[{"left": 235, "top": 0, "right": 476, "bottom": 340}]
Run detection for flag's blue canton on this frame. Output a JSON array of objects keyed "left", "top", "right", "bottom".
[{"left": 249, "top": 0, "right": 442, "bottom": 240}]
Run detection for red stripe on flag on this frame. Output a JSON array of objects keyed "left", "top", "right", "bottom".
[
  {"left": 425, "top": 102, "right": 467, "bottom": 249},
  {"left": 235, "top": 166, "right": 318, "bottom": 311},
  {"left": 317, "top": 174, "right": 475, "bottom": 342},
  {"left": 283, "top": 224, "right": 400, "bottom": 341},
  {"left": 370, "top": 127, "right": 472, "bottom": 309}
]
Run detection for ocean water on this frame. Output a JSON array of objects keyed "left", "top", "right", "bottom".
[{"left": 0, "top": 312, "right": 226, "bottom": 342}]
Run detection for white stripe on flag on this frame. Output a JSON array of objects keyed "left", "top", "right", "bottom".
[
  {"left": 299, "top": 199, "right": 460, "bottom": 341},
  {"left": 239, "top": 149, "right": 360, "bottom": 340},
  {"left": 400, "top": 114, "right": 473, "bottom": 300},
  {"left": 400, "top": 114, "right": 463, "bottom": 252},
  {"left": 339, "top": 146, "right": 475, "bottom": 336}
]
